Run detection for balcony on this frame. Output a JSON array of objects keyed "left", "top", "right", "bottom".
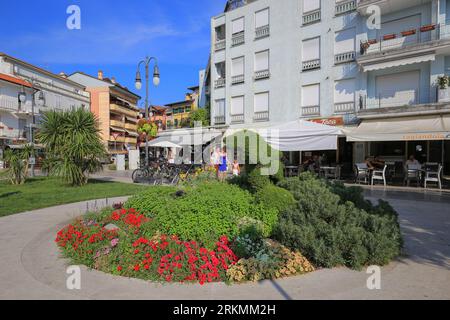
[
  {"left": 214, "top": 78, "right": 226, "bottom": 89},
  {"left": 302, "top": 106, "right": 320, "bottom": 117},
  {"left": 359, "top": 91, "right": 420, "bottom": 110},
  {"left": 231, "top": 114, "right": 244, "bottom": 124},
  {"left": 253, "top": 111, "right": 269, "bottom": 122},
  {"left": 357, "top": 0, "right": 432, "bottom": 16},
  {"left": 0, "top": 128, "right": 27, "bottom": 140},
  {"left": 254, "top": 69, "right": 270, "bottom": 81},
  {"left": 302, "top": 59, "right": 321, "bottom": 71},
  {"left": 255, "top": 25, "right": 270, "bottom": 40},
  {"left": 303, "top": 9, "right": 321, "bottom": 25},
  {"left": 232, "top": 32, "right": 245, "bottom": 47},
  {"left": 334, "top": 102, "right": 355, "bottom": 114},
  {"left": 335, "top": 51, "right": 356, "bottom": 64},
  {"left": 124, "top": 123, "right": 137, "bottom": 131},
  {"left": 110, "top": 119, "right": 125, "bottom": 128},
  {"left": 214, "top": 115, "right": 226, "bottom": 125},
  {"left": 0, "top": 95, "right": 32, "bottom": 113},
  {"left": 110, "top": 104, "right": 139, "bottom": 118},
  {"left": 124, "top": 137, "right": 137, "bottom": 144},
  {"left": 231, "top": 74, "right": 245, "bottom": 85},
  {"left": 215, "top": 39, "right": 226, "bottom": 51},
  {"left": 335, "top": 0, "right": 356, "bottom": 16},
  {"left": 109, "top": 135, "right": 125, "bottom": 143}
]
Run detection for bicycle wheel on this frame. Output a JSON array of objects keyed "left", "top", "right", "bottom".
[{"left": 132, "top": 168, "right": 148, "bottom": 183}]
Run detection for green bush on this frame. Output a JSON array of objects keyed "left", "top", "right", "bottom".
[
  {"left": 254, "top": 185, "right": 296, "bottom": 214},
  {"left": 247, "top": 166, "right": 271, "bottom": 192},
  {"left": 274, "top": 173, "right": 402, "bottom": 269},
  {"left": 125, "top": 182, "right": 278, "bottom": 248}
]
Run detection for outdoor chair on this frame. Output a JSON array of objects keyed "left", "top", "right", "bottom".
[
  {"left": 354, "top": 163, "right": 369, "bottom": 184},
  {"left": 404, "top": 164, "right": 422, "bottom": 187},
  {"left": 424, "top": 165, "right": 443, "bottom": 190},
  {"left": 372, "top": 165, "right": 387, "bottom": 187},
  {"left": 324, "top": 165, "right": 342, "bottom": 181}
]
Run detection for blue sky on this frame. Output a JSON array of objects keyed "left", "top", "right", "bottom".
[{"left": 0, "top": 0, "right": 225, "bottom": 105}]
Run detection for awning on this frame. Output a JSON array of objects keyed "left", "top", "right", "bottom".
[
  {"left": 224, "top": 120, "right": 343, "bottom": 152},
  {"left": 150, "top": 129, "right": 222, "bottom": 148},
  {"left": 110, "top": 126, "right": 126, "bottom": 133},
  {"left": 346, "top": 115, "right": 450, "bottom": 142},
  {"left": 126, "top": 117, "right": 138, "bottom": 123},
  {"left": 125, "top": 130, "right": 139, "bottom": 137},
  {"left": 148, "top": 138, "right": 182, "bottom": 149},
  {"left": 362, "top": 54, "right": 435, "bottom": 72}
]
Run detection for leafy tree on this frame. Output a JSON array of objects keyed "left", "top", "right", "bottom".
[
  {"left": 38, "top": 109, "right": 106, "bottom": 186},
  {"left": 189, "top": 108, "right": 210, "bottom": 127}
]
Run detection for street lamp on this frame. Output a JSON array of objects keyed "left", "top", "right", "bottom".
[{"left": 135, "top": 56, "right": 160, "bottom": 167}]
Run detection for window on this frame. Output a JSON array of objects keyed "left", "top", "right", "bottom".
[
  {"left": 334, "top": 79, "right": 356, "bottom": 113},
  {"left": 215, "top": 62, "right": 226, "bottom": 79},
  {"left": 215, "top": 99, "right": 225, "bottom": 116},
  {"left": 302, "top": 84, "right": 320, "bottom": 107},
  {"left": 335, "top": 28, "right": 355, "bottom": 55},
  {"left": 302, "top": 37, "right": 320, "bottom": 70},
  {"left": 375, "top": 70, "right": 420, "bottom": 108},
  {"left": 255, "top": 8, "right": 269, "bottom": 28},
  {"left": 254, "top": 50, "right": 269, "bottom": 72},
  {"left": 232, "top": 17, "right": 245, "bottom": 35},
  {"left": 303, "top": 0, "right": 321, "bottom": 13},
  {"left": 254, "top": 92, "right": 269, "bottom": 112},
  {"left": 232, "top": 57, "right": 245, "bottom": 76},
  {"left": 231, "top": 96, "right": 244, "bottom": 115}
]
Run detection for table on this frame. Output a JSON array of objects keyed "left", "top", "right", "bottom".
[
  {"left": 320, "top": 166, "right": 338, "bottom": 179},
  {"left": 285, "top": 166, "right": 299, "bottom": 177}
]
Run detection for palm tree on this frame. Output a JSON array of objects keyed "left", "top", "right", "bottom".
[
  {"left": 38, "top": 109, "right": 106, "bottom": 186},
  {"left": 3, "top": 149, "right": 26, "bottom": 185}
]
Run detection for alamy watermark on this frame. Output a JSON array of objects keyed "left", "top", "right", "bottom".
[{"left": 66, "top": 5, "right": 81, "bottom": 30}]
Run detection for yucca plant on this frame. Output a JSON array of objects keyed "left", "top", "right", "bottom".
[
  {"left": 3, "top": 149, "right": 26, "bottom": 185},
  {"left": 38, "top": 109, "right": 106, "bottom": 186}
]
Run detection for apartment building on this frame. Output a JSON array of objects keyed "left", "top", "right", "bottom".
[
  {"left": 209, "top": 0, "right": 450, "bottom": 175},
  {"left": 68, "top": 71, "right": 140, "bottom": 155},
  {"left": 164, "top": 86, "right": 200, "bottom": 129},
  {"left": 0, "top": 53, "right": 90, "bottom": 153}
]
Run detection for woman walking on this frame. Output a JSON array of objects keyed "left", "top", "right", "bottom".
[{"left": 218, "top": 147, "right": 229, "bottom": 182}]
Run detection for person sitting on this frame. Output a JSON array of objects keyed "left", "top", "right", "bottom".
[
  {"left": 371, "top": 156, "right": 385, "bottom": 169},
  {"left": 364, "top": 156, "right": 375, "bottom": 170},
  {"left": 406, "top": 155, "right": 420, "bottom": 167}
]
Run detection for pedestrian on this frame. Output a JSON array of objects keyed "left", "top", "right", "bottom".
[
  {"left": 232, "top": 158, "right": 240, "bottom": 176},
  {"left": 210, "top": 146, "right": 221, "bottom": 178},
  {"left": 218, "top": 147, "right": 229, "bottom": 182}
]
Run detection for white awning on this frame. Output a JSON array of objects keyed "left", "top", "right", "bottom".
[
  {"left": 362, "top": 54, "right": 435, "bottom": 72},
  {"left": 150, "top": 129, "right": 222, "bottom": 148},
  {"left": 148, "top": 137, "right": 182, "bottom": 149},
  {"left": 110, "top": 126, "right": 126, "bottom": 133},
  {"left": 224, "top": 120, "right": 343, "bottom": 152},
  {"left": 346, "top": 115, "right": 450, "bottom": 142},
  {"left": 125, "top": 130, "right": 139, "bottom": 137}
]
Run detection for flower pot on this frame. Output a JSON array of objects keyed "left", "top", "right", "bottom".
[
  {"left": 438, "top": 88, "right": 450, "bottom": 102},
  {"left": 420, "top": 24, "right": 436, "bottom": 32},
  {"left": 367, "top": 39, "right": 378, "bottom": 45},
  {"left": 383, "top": 34, "right": 396, "bottom": 41},
  {"left": 401, "top": 29, "right": 416, "bottom": 37}
]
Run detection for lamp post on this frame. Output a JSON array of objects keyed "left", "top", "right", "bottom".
[{"left": 135, "top": 56, "right": 160, "bottom": 167}]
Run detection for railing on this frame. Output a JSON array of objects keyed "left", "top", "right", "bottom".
[
  {"left": 0, "top": 95, "right": 32, "bottom": 113},
  {"left": 214, "top": 78, "right": 226, "bottom": 89},
  {"left": 359, "top": 91, "right": 420, "bottom": 110},
  {"left": 110, "top": 135, "right": 126, "bottom": 143},
  {"left": 110, "top": 104, "right": 139, "bottom": 118},
  {"left": 231, "top": 114, "right": 245, "bottom": 123},
  {"left": 254, "top": 69, "right": 270, "bottom": 80},
  {"left": 302, "top": 106, "right": 321, "bottom": 116},
  {"left": 255, "top": 25, "right": 270, "bottom": 39},
  {"left": 360, "top": 22, "right": 450, "bottom": 56},
  {"left": 334, "top": 102, "right": 355, "bottom": 114},
  {"left": 110, "top": 120, "right": 125, "bottom": 128},
  {"left": 253, "top": 111, "right": 269, "bottom": 122},
  {"left": 214, "top": 115, "right": 226, "bottom": 125},
  {"left": 215, "top": 39, "right": 226, "bottom": 51},
  {"left": 335, "top": 0, "right": 357, "bottom": 16},
  {"left": 303, "top": 9, "right": 321, "bottom": 25},
  {"left": 231, "top": 74, "right": 245, "bottom": 85},
  {"left": 335, "top": 51, "right": 356, "bottom": 64},
  {"left": 124, "top": 123, "right": 137, "bottom": 130},
  {"left": 0, "top": 128, "right": 27, "bottom": 140},
  {"left": 302, "top": 59, "right": 321, "bottom": 71},
  {"left": 232, "top": 32, "right": 245, "bottom": 46},
  {"left": 124, "top": 137, "right": 137, "bottom": 144}
]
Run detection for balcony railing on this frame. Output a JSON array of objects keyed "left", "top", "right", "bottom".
[
  {"left": 231, "top": 114, "right": 245, "bottom": 124},
  {"left": 303, "top": 9, "right": 321, "bottom": 25},
  {"left": 214, "top": 78, "right": 226, "bottom": 89},
  {"left": 359, "top": 91, "right": 420, "bottom": 110},
  {"left": 334, "top": 102, "right": 355, "bottom": 114},
  {"left": 0, "top": 95, "right": 32, "bottom": 113},
  {"left": 215, "top": 39, "right": 226, "bottom": 51},
  {"left": 110, "top": 104, "right": 139, "bottom": 118},
  {"left": 360, "top": 22, "right": 450, "bottom": 56},
  {"left": 231, "top": 74, "right": 245, "bottom": 85},
  {"left": 302, "top": 59, "right": 321, "bottom": 71},
  {"left": 232, "top": 32, "right": 245, "bottom": 46},
  {"left": 335, "top": 0, "right": 357, "bottom": 16},
  {"left": 254, "top": 69, "right": 270, "bottom": 80},
  {"left": 302, "top": 106, "right": 320, "bottom": 117},
  {"left": 0, "top": 128, "right": 27, "bottom": 140},
  {"left": 214, "top": 115, "right": 226, "bottom": 125},
  {"left": 253, "top": 111, "right": 269, "bottom": 122},
  {"left": 255, "top": 25, "right": 270, "bottom": 40},
  {"left": 335, "top": 51, "right": 356, "bottom": 64}
]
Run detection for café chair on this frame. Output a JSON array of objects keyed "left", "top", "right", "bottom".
[
  {"left": 372, "top": 165, "right": 387, "bottom": 187},
  {"left": 424, "top": 165, "right": 443, "bottom": 190}
]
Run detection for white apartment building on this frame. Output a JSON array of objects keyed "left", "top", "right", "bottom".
[
  {"left": 209, "top": 0, "right": 450, "bottom": 176},
  {"left": 0, "top": 53, "right": 90, "bottom": 152}
]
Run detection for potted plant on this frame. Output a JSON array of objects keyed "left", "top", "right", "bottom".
[
  {"left": 383, "top": 33, "right": 396, "bottom": 41},
  {"left": 437, "top": 75, "right": 450, "bottom": 102},
  {"left": 420, "top": 24, "right": 436, "bottom": 32},
  {"left": 401, "top": 29, "right": 416, "bottom": 37},
  {"left": 367, "top": 38, "right": 378, "bottom": 45}
]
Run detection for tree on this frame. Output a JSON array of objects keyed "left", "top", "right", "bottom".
[
  {"left": 189, "top": 108, "right": 210, "bottom": 127},
  {"left": 38, "top": 109, "right": 106, "bottom": 186},
  {"left": 3, "top": 149, "right": 26, "bottom": 185}
]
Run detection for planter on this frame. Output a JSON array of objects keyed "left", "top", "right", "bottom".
[
  {"left": 438, "top": 88, "right": 450, "bottom": 102},
  {"left": 383, "top": 34, "right": 396, "bottom": 41},
  {"left": 401, "top": 29, "right": 416, "bottom": 37},
  {"left": 420, "top": 24, "right": 436, "bottom": 32},
  {"left": 367, "top": 39, "right": 378, "bottom": 45}
]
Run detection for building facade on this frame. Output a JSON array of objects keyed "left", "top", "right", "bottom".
[
  {"left": 165, "top": 86, "right": 200, "bottom": 129},
  {"left": 68, "top": 71, "right": 140, "bottom": 155},
  {"left": 0, "top": 53, "right": 90, "bottom": 154},
  {"left": 209, "top": 0, "right": 450, "bottom": 175}
]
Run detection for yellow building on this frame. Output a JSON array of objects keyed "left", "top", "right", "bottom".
[
  {"left": 68, "top": 71, "right": 140, "bottom": 155},
  {"left": 165, "top": 86, "right": 199, "bottom": 129}
]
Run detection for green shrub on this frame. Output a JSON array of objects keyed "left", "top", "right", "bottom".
[
  {"left": 274, "top": 173, "right": 402, "bottom": 270},
  {"left": 125, "top": 182, "right": 278, "bottom": 249},
  {"left": 247, "top": 166, "right": 271, "bottom": 192},
  {"left": 254, "top": 185, "right": 296, "bottom": 214}
]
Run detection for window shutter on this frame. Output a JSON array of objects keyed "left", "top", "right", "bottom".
[
  {"left": 254, "top": 92, "right": 269, "bottom": 112},
  {"left": 215, "top": 99, "right": 225, "bottom": 116},
  {"left": 232, "top": 57, "right": 245, "bottom": 76},
  {"left": 302, "top": 37, "right": 320, "bottom": 61},
  {"left": 334, "top": 79, "right": 355, "bottom": 103},
  {"left": 255, "top": 8, "right": 269, "bottom": 28},
  {"left": 254, "top": 50, "right": 269, "bottom": 71},
  {"left": 232, "top": 17, "right": 245, "bottom": 34},
  {"left": 231, "top": 96, "right": 244, "bottom": 115},
  {"left": 303, "top": 0, "right": 320, "bottom": 13},
  {"left": 302, "top": 84, "right": 320, "bottom": 107},
  {"left": 335, "top": 28, "right": 355, "bottom": 55}
]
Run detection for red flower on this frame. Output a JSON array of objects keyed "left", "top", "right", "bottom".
[
  {"left": 117, "top": 266, "right": 123, "bottom": 272},
  {"left": 134, "top": 264, "right": 140, "bottom": 271}
]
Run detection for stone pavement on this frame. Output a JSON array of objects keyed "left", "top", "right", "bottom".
[{"left": 0, "top": 191, "right": 449, "bottom": 300}]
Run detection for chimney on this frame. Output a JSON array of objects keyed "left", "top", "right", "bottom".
[
  {"left": 59, "top": 72, "right": 67, "bottom": 78},
  {"left": 111, "top": 77, "right": 116, "bottom": 84},
  {"left": 98, "top": 70, "right": 103, "bottom": 80}
]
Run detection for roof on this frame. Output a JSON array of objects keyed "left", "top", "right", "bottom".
[
  {"left": 0, "top": 52, "right": 86, "bottom": 89},
  {"left": 164, "top": 100, "right": 192, "bottom": 107},
  {"left": 187, "top": 85, "right": 199, "bottom": 91},
  {"left": 0, "top": 73, "right": 33, "bottom": 88}
]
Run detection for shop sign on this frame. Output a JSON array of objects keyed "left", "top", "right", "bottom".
[{"left": 310, "top": 117, "right": 344, "bottom": 127}]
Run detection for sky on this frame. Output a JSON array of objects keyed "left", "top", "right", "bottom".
[{"left": 0, "top": 0, "right": 225, "bottom": 105}]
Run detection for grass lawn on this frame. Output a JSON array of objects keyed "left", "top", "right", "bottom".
[{"left": 0, "top": 177, "right": 147, "bottom": 217}]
